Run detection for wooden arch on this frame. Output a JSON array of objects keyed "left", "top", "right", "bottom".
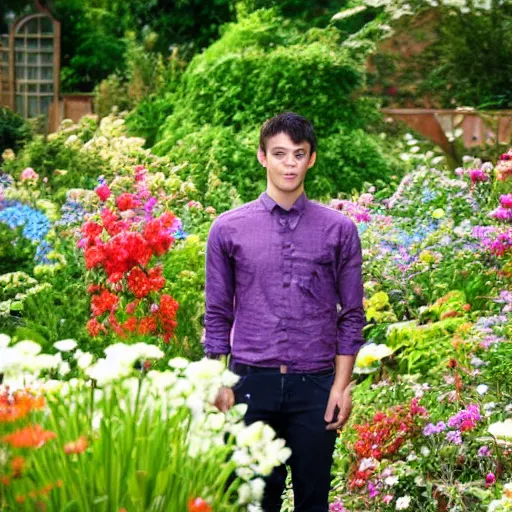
[{"left": 0, "top": 6, "right": 60, "bottom": 129}]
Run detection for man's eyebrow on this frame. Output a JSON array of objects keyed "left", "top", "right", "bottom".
[{"left": 270, "top": 146, "right": 307, "bottom": 151}]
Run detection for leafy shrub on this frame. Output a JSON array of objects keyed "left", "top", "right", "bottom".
[{"left": 0, "top": 107, "right": 32, "bottom": 157}]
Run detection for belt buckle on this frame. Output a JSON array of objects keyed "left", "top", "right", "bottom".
[{"left": 280, "top": 364, "right": 288, "bottom": 374}]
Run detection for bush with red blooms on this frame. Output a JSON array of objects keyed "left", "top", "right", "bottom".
[
  {"left": 348, "top": 398, "right": 429, "bottom": 489},
  {"left": 79, "top": 167, "right": 179, "bottom": 343}
]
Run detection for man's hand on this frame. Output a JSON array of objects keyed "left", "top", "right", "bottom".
[
  {"left": 325, "top": 381, "right": 354, "bottom": 431},
  {"left": 214, "top": 386, "right": 235, "bottom": 412}
]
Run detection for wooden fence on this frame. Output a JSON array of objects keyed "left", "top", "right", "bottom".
[{"left": 382, "top": 108, "right": 512, "bottom": 158}]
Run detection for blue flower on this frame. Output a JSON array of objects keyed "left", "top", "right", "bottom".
[{"left": 0, "top": 201, "right": 54, "bottom": 263}]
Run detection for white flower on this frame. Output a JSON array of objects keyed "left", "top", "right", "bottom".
[
  {"left": 184, "top": 358, "right": 225, "bottom": 382},
  {"left": 168, "top": 357, "right": 189, "bottom": 369},
  {"left": 489, "top": 420, "right": 512, "bottom": 440},
  {"left": 131, "top": 342, "right": 164, "bottom": 360},
  {"left": 53, "top": 339, "right": 77, "bottom": 352},
  {"left": 250, "top": 478, "right": 266, "bottom": 502},
  {"left": 420, "top": 446, "right": 430, "bottom": 457},
  {"left": 385, "top": 476, "right": 399, "bottom": 486},
  {"left": 396, "top": 496, "right": 411, "bottom": 510},
  {"left": 14, "top": 340, "right": 42, "bottom": 356},
  {"left": 85, "top": 358, "right": 131, "bottom": 386},
  {"left": 0, "top": 334, "right": 11, "bottom": 348},
  {"left": 358, "top": 457, "right": 378, "bottom": 472},
  {"left": 77, "top": 352, "right": 94, "bottom": 370},
  {"left": 476, "top": 384, "right": 489, "bottom": 395},
  {"left": 238, "top": 483, "right": 252, "bottom": 504}
]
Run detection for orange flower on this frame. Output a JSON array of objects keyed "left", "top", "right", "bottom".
[
  {"left": 11, "top": 456, "right": 25, "bottom": 477},
  {"left": 0, "top": 475, "right": 11, "bottom": 486},
  {"left": 2, "top": 424, "right": 56, "bottom": 449},
  {"left": 64, "top": 435, "right": 88, "bottom": 455},
  {"left": 188, "top": 497, "right": 212, "bottom": 512},
  {"left": 0, "top": 389, "right": 45, "bottom": 423},
  {"left": 15, "top": 495, "right": 25, "bottom": 504}
]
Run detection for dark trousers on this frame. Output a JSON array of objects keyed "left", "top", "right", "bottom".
[{"left": 232, "top": 363, "right": 337, "bottom": 512}]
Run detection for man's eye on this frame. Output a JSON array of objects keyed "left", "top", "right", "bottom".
[
  {"left": 296, "top": 153, "right": 305, "bottom": 158},
  {"left": 274, "top": 152, "right": 284, "bottom": 156}
]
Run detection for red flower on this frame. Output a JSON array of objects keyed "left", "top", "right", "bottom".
[
  {"left": 127, "top": 267, "right": 152, "bottom": 298},
  {"left": 148, "top": 265, "right": 165, "bottom": 292},
  {"left": 188, "top": 497, "right": 212, "bottom": 512},
  {"left": 85, "top": 246, "right": 105, "bottom": 269},
  {"left": 11, "top": 456, "right": 25, "bottom": 477},
  {"left": 143, "top": 218, "right": 174, "bottom": 256},
  {"left": 91, "top": 290, "right": 119, "bottom": 317},
  {"left": 122, "top": 316, "right": 138, "bottom": 333},
  {"left": 125, "top": 300, "right": 139, "bottom": 314},
  {"left": 82, "top": 221, "right": 103, "bottom": 239},
  {"left": 95, "top": 184, "right": 111, "bottom": 202},
  {"left": 87, "top": 318, "right": 107, "bottom": 337},
  {"left": 88, "top": 284, "right": 103, "bottom": 294},
  {"left": 64, "top": 436, "right": 88, "bottom": 455},
  {"left": 116, "top": 193, "right": 139, "bottom": 211},
  {"left": 2, "top": 425, "right": 56, "bottom": 449},
  {"left": 138, "top": 315, "right": 157, "bottom": 335}
]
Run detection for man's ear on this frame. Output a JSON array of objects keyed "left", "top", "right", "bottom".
[
  {"left": 257, "top": 147, "right": 267, "bottom": 167},
  {"left": 308, "top": 151, "right": 317, "bottom": 168}
]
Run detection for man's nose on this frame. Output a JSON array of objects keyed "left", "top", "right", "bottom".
[{"left": 284, "top": 154, "right": 296, "bottom": 166}]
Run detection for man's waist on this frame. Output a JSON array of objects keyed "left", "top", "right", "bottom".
[{"left": 229, "top": 359, "right": 334, "bottom": 376}]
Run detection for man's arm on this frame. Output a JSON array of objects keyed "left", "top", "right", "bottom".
[
  {"left": 204, "top": 219, "right": 235, "bottom": 358},
  {"left": 335, "top": 219, "right": 366, "bottom": 359},
  {"left": 325, "top": 220, "right": 366, "bottom": 430}
]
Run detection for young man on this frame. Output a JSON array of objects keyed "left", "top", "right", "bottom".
[{"left": 204, "top": 112, "right": 366, "bottom": 511}]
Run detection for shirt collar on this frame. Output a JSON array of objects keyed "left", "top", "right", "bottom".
[{"left": 259, "top": 191, "right": 308, "bottom": 214}]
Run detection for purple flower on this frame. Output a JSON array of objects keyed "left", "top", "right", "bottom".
[
  {"left": 446, "top": 430, "right": 462, "bottom": 445},
  {"left": 368, "top": 481, "right": 380, "bottom": 499},
  {"left": 329, "top": 498, "right": 347, "bottom": 512},
  {"left": 423, "top": 421, "right": 446, "bottom": 436},
  {"left": 478, "top": 446, "right": 490, "bottom": 457}
]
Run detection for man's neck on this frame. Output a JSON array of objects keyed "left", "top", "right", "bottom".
[{"left": 266, "top": 184, "right": 304, "bottom": 211}]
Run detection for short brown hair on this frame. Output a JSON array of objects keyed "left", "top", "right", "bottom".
[{"left": 259, "top": 112, "right": 316, "bottom": 155}]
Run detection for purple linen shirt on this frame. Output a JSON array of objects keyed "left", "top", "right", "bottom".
[{"left": 204, "top": 191, "right": 366, "bottom": 372}]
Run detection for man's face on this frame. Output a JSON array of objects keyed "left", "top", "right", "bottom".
[{"left": 257, "top": 132, "right": 316, "bottom": 194}]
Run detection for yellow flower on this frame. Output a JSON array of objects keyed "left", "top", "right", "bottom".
[
  {"left": 432, "top": 208, "right": 445, "bottom": 219},
  {"left": 355, "top": 343, "right": 393, "bottom": 368}
]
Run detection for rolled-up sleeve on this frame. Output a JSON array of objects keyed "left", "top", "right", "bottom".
[
  {"left": 204, "top": 219, "right": 235, "bottom": 357},
  {"left": 336, "top": 220, "right": 366, "bottom": 355}
]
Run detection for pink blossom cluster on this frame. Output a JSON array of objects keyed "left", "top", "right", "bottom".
[
  {"left": 329, "top": 199, "right": 371, "bottom": 223},
  {"left": 20, "top": 167, "right": 39, "bottom": 181},
  {"left": 472, "top": 225, "right": 512, "bottom": 257}
]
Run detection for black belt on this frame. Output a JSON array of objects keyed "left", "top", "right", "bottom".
[{"left": 230, "top": 361, "right": 334, "bottom": 376}]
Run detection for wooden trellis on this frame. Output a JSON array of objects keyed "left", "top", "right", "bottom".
[{"left": 0, "top": 9, "right": 60, "bottom": 130}]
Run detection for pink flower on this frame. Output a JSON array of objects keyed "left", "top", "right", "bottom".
[
  {"left": 383, "top": 494, "right": 394, "bottom": 504},
  {"left": 500, "top": 194, "right": 512, "bottom": 209},
  {"left": 95, "top": 183, "right": 111, "bottom": 202},
  {"left": 468, "top": 168, "right": 489, "bottom": 184},
  {"left": 485, "top": 473, "right": 496, "bottom": 487},
  {"left": 20, "top": 167, "right": 39, "bottom": 181}
]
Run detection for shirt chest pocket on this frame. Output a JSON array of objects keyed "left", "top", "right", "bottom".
[{"left": 292, "top": 251, "right": 337, "bottom": 313}]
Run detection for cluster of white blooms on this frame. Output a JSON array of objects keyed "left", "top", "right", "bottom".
[
  {"left": 488, "top": 483, "right": 512, "bottom": 512},
  {"left": 230, "top": 421, "right": 291, "bottom": 504},
  {"left": 0, "top": 334, "right": 67, "bottom": 388},
  {"left": 0, "top": 336, "right": 288, "bottom": 508}
]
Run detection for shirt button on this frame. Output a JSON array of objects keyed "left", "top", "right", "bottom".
[
  {"left": 279, "top": 217, "right": 287, "bottom": 226},
  {"left": 283, "top": 281, "right": 290, "bottom": 288}
]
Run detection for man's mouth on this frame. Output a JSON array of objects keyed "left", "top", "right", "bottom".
[{"left": 283, "top": 173, "right": 297, "bottom": 179}]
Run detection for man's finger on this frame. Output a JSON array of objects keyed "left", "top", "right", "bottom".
[
  {"left": 326, "top": 415, "right": 348, "bottom": 431},
  {"left": 324, "top": 400, "right": 336, "bottom": 423}
]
